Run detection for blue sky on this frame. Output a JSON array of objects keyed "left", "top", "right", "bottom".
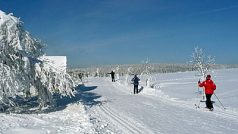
[{"left": 1, "top": 0, "right": 238, "bottom": 67}]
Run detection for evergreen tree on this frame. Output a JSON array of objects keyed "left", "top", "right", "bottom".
[{"left": 0, "top": 10, "right": 74, "bottom": 111}]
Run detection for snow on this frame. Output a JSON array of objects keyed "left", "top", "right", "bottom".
[
  {"left": 1, "top": 10, "right": 75, "bottom": 108},
  {"left": 1, "top": 68, "right": 238, "bottom": 133},
  {"left": 83, "top": 69, "right": 238, "bottom": 134},
  {"left": 1, "top": 9, "right": 237, "bottom": 134},
  {"left": 0, "top": 103, "right": 95, "bottom": 134},
  {"left": 40, "top": 56, "right": 67, "bottom": 73}
]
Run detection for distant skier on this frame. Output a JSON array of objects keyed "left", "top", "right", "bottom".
[
  {"left": 131, "top": 75, "right": 140, "bottom": 94},
  {"left": 198, "top": 74, "right": 216, "bottom": 111},
  {"left": 108, "top": 71, "right": 115, "bottom": 82}
]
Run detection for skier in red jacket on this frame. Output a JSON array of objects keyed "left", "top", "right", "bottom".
[{"left": 198, "top": 74, "right": 216, "bottom": 111}]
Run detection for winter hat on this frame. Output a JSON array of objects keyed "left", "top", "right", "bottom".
[{"left": 206, "top": 74, "right": 211, "bottom": 79}]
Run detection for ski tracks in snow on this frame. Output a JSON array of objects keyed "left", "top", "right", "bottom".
[
  {"left": 86, "top": 78, "right": 155, "bottom": 134},
  {"left": 97, "top": 102, "right": 153, "bottom": 134},
  {"left": 86, "top": 77, "right": 238, "bottom": 134}
]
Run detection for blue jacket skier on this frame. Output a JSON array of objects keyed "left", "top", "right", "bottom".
[{"left": 131, "top": 75, "right": 140, "bottom": 94}]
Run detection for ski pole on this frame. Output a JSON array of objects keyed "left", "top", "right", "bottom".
[
  {"left": 196, "top": 100, "right": 201, "bottom": 108},
  {"left": 196, "top": 80, "right": 202, "bottom": 108},
  {"left": 214, "top": 93, "right": 226, "bottom": 110},
  {"left": 197, "top": 85, "right": 200, "bottom": 98}
]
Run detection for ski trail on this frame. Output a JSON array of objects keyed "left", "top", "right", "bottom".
[
  {"left": 173, "top": 98, "right": 238, "bottom": 121},
  {"left": 85, "top": 77, "right": 238, "bottom": 134},
  {"left": 113, "top": 78, "right": 238, "bottom": 122},
  {"left": 150, "top": 93, "right": 238, "bottom": 122},
  {"left": 98, "top": 103, "right": 144, "bottom": 134},
  {"left": 85, "top": 78, "right": 155, "bottom": 134}
]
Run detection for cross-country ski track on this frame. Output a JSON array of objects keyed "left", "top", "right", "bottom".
[{"left": 80, "top": 76, "right": 238, "bottom": 134}]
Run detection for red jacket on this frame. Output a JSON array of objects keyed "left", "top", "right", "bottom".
[{"left": 199, "top": 79, "right": 216, "bottom": 94}]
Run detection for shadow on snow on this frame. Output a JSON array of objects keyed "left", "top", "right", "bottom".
[
  {"left": 55, "top": 84, "right": 101, "bottom": 109},
  {"left": 1, "top": 84, "right": 102, "bottom": 114},
  {"left": 138, "top": 86, "right": 144, "bottom": 93}
]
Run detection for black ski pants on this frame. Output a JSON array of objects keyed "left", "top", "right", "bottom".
[
  {"left": 134, "top": 85, "right": 138, "bottom": 94},
  {"left": 111, "top": 76, "right": 115, "bottom": 82},
  {"left": 206, "top": 94, "right": 213, "bottom": 109}
]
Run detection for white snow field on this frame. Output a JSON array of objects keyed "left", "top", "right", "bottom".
[
  {"left": 1, "top": 68, "right": 238, "bottom": 134},
  {"left": 0, "top": 102, "right": 95, "bottom": 134}
]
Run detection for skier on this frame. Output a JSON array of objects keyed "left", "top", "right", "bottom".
[
  {"left": 198, "top": 74, "right": 216, "bottom": 111},
  {"left": 131, "top": 75, "right": 140, "bottom": 94},
  {"left": 108, "top": 71, "right": 115, "bottom": 82}
]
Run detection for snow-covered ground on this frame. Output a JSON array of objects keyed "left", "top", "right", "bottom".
[
  {"left": 0, "top": 102, "right": 95, "bottom": 134},
  {"left": 84, "top": 68, "right": 238, "bottom": 134},
  {"left": 1, "top": 68, "right": 238, "bottom": 134}
]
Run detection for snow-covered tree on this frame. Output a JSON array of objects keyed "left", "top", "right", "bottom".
[
  {"left": 0, "top": 10, "right": 74, "bottom": 110},
  {"left": 190, "top": 47, "right": 215, "bottom": 80},
  {"left": 115, "top": 65, "right": 120, "bottom": 80},
  {"left": 141, "top": 58, "right": 153, "bottom": 87},
  {"left": 123, "top": 67, "right": 133, "bottom": 86}
]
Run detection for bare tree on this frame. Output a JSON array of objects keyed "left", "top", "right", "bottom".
[
  {"left": 141, "top": 58, "right": 153, "bottom": 87},
  {"left": 190, "top": 47, "right": 215, "bottom": 80}
]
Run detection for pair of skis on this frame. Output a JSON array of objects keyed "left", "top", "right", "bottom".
[
  {"left": 195, "top": 100, "right": 215, "bottom": 110},
  {"left": 195, "top": 88, "right": 226, "bottom": 110}
]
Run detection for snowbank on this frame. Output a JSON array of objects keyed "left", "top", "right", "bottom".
[{"left": 0, "top": 103, "right": 95, "bottom": 134}]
